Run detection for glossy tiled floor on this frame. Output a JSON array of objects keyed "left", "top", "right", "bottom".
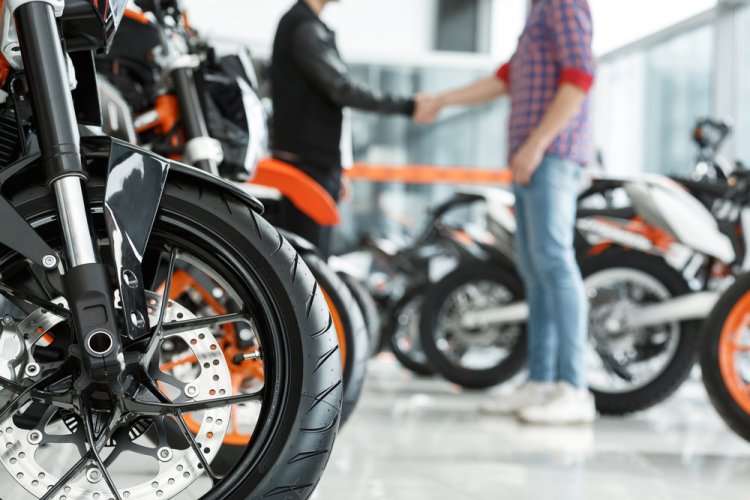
[{"left": 314, "top": 356, "right": 750, "bottom": 500}]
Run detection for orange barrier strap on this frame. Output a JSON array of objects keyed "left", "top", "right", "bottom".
[
  {"left": 251, "top": 158, "right": 340, "bottom": 226},
  {"left": 346, "top": 163, "right": 513, "bottom": 185}
]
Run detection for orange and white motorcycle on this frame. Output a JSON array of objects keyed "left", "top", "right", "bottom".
[{"left": 420, "top": 171, "right": 750, "bottom": 414}]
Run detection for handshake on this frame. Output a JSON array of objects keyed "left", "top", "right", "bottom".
[{"left": 412, "top": 93, "right": 444, "bottom": 125}]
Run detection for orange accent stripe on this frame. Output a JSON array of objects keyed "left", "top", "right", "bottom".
[
  {"left": 346, "top": 163, "right": 513, "bottom": 185},
  {"left": 251, "top": 158, "right": 340, "bottom": 226},
  {"left": 136, "top": 94, "right": 180, "bottom": 135},
  {"left": 719, "top": 291, "right": 750, "bottom": 415},
  {"left": 124, "top": 8, "right": 151, "bottom": 25},
  {"left": 321, "top": 287, "right": 347, "bottom": 370}
]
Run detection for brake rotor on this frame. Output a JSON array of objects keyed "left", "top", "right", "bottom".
[
  {"left": 163, "top": 269, "right": 265, "bottom": 447},
  {"left": 0, "top": 291, "right": 232, "bottom": 499}
]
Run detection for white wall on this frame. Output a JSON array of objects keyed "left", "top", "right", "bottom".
[
  {"left": 489, "top": 0, "right": 528, "bottom": 61},
  {"left": 184, "top": 0, "right": 720, "bottom": 64},
  {"left": 590, "top": 0, "right": 717, "bottom": 54},
  {"left": 186, "top": 0, "right": 437, "bottom": 62}
]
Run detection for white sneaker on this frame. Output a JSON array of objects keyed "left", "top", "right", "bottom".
[
  {"left": 518, "top": 382, "right": 597, "bottom": 425},
  {"left": 479, "top": 381, "right": 557, "bottom": 415}
]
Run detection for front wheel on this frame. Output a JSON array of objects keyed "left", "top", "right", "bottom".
[
  {"left": 581, "top": 250, "right": 699, "bottom": 415},
  {"left": 700, "top": 273, "right": 750, "bottom": 442},
  {"left": 419, "top": 262, "right": 527, "bottom": 389},
  {"left": 0, "top": 174, "right": 342, "bottom": 500}
]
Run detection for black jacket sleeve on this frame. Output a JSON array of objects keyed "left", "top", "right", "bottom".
[{"left": 292, "top": 21, "right": 415, "bottom": 116}]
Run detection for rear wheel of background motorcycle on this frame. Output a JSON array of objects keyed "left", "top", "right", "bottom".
[
  {"left": 3, "top": 173, "right": 342, "bottom": 500},
  {"left": 304, "top": 252, "right": 369, "bottom": 427},
  {"left": 581, "top": 250, "right": 699, "bottom": 415},
  {"left": 386, "top": 284, "right": 437, "bottom": 376},
  {"left": 700, "top": 273, "right": 750, "bottom": 442},
  {"left": 338, "top": 271, "right": 383, "bottom": 358},
  {"left": 419, "top": 263, "right": 527, "bottom": 389}
]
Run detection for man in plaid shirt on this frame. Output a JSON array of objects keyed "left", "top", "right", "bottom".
[{"left": 418, "top": 0, "right": 595, "bottom": 424}]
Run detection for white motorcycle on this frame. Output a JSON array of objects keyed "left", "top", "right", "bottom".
[{"left": 420, "top": 172, "right": 750, "bottom": 414}]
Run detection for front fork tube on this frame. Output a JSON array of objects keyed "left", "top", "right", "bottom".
[
  {"left": 16, "top": 2, "right": 122, "bottom": 380},
  {"left": 172, "top": 66, "right": 221, "bottom": 175}
]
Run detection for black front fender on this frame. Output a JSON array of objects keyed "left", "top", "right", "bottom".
[{"left": 80, "top": 136, "right": 265, "bottom": 215}]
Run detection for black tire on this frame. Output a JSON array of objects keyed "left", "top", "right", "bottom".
[
  {"left": 420, "top": 262, "right": 527, "bottom": 389},
  {"left": 581, "top": 249, "right": 699, "bottom": 415},
  {"left": 386, "top": 284, "right": 436, "bottom": 376},
  {"left": 302, "top": 253, "right": 369, "bottom": 427},
  {"left": 338, "top": 271, "right": 383, "bottom": 358},
  {"left": 5, "top": 171, "right": 342, "bottom": 500},
  {"left": 700, "top": 272, "right": 750, "bottom": 442}
]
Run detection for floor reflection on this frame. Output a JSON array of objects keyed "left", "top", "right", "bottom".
[{"left": 314, "top": 357, "right": 750, "bottom": 500}]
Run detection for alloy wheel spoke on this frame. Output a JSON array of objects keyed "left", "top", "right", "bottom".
[
  {"left": 161, "top": 312, "right": 249, "bottom": 336},
  {"left": 139, "top": 378, "right": 220, "bottom": 483},
  {"left": 81, "top": 406, "right": 123, "bottom": 500},
  {"left": 729, "top": 343, "right": 750, "bottom": 353},
  {"left": 175, "top": 409, "right": 220, "bottom": 483},
  {"left": 0, "top": 282, "right": 70, "bottom": 319},
  {"left": 142, "top": 248, "right": 178, "bottom": 368},
  {"left": 125, "top": 390, "right": 264, "bottom": 416},
  {"left": 40, "top": 453, "right": 92, "bottom": 500},
  {"left": 0, "top": 362, "right": 76, "bottom": 423}
]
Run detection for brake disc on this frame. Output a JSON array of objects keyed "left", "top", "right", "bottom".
[{"left": 0, "top": 291, "right": 232, "bottom": 499}]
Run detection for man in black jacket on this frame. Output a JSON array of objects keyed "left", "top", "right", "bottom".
[{"left": 271, "top": 0, "right": 422, "bottom": 258}]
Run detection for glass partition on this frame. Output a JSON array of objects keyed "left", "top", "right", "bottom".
[{"left": 593, "top": 24, "right": 714, "bottom": 176}]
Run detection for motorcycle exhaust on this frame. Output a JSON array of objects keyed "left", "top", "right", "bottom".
[{"left": 461, "top": 291, "right": 718, "bottom": 330}]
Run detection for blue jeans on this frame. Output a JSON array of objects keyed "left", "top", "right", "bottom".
[{"left": 513, "top": 155, "right": 587, "bottom": 388}]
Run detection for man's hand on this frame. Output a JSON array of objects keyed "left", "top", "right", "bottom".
[
  {"left": 413, "top": 93, "right": 442, "bottom": 124},
  {"left": 510, "top": 139, "right": 545, "bottom": 185}
]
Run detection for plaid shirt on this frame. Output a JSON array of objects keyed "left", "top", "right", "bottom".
[{"left": 497, "top": 0, "right": 595, "bottom": 166}]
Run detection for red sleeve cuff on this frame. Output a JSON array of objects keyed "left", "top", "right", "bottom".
[
  {"left": 560, "top": 68, "right": 594, "bottom": 92},
  {"left": 496, "top": 63, "right": 511, "bottom": 85}
]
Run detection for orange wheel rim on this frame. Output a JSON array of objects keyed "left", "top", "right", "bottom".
[
  {"left": 719, "top": 290, "right": 750, "bottom": 414},
  {"left": 321, "top": 286, "right": 346, "bottom": 368},
  {"left": 159, "top": 270, "right": 265, "bottom": 446}
]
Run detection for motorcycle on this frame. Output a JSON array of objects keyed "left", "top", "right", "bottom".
[
  {"left": 700, "top": 270, "right": 750, "bottom": 443},
  {"left": 420, "top": 159, "right": 750, "bottom": 413},
  {"left": 0, "top": 1, "right": 341, "bottom": 499},
  {"left": 98, "top": 1, "right": 370, "bottom": 427},
  {"left": 337, "top": 189, "right": 493, "bottom": 376}
]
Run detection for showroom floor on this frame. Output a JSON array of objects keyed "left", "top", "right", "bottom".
[
  {"left": 314, "top": 356, "right": 750, "bottom": 500},
  {"left": 2, "top": 356, "right": 749, "bottom": 499}
]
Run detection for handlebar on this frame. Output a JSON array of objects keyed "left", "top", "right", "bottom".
[{"left": 693, "top": 117, "right": 732, "bottom": 152}]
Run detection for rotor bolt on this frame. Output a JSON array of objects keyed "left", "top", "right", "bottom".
[
  {"left": 27, "top": 431, "right": 42, "bottom": 445},
  {"left": 42, "top": 255, "right": 57, "bottom": 270},
  {"left": 157, "top": 447, "right": 173, "bottom": 462},
  {"left": 86, "top": 467, "right": 102, "bottom": 483},
  {"left": 2, "top": 315, "right": 13, "bottom": 326},
  {"left": 185, "top": 384, "right": 199, "bottom": 398},
  {"left": 24, "top": 363, "right": 40, "bottom": 377}
]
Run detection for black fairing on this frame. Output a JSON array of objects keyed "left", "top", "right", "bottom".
[
  {"left": 61, "top": 0, "right": 128, "bottom": 52},
  {"left": 96, "top": 15, "right": 162, "bottom": 112}
]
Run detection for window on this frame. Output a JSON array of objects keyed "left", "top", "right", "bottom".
[{"left": 593, "top": 25, "right": 714, "bottom": 175}]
